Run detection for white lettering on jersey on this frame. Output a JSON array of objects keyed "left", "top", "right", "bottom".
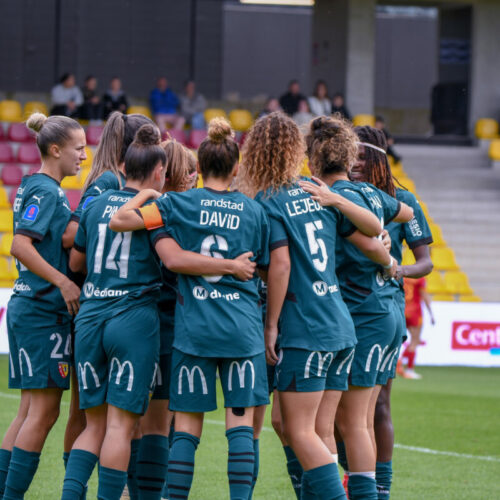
[
  {"left": 200, "top": 199, "right": 244, "bottom": 211},
  {"left": 200, "top": 210, "right": 240, "bottom": 230},
  {"left": 286, "top": 198, "right": 324, "bottom": 217}
]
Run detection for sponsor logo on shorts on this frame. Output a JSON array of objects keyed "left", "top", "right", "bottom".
[
  {"left": 228, "top": 360, "right": 255, "bottom": 390},
  {"left": 304, "top": 351, "right": 334, "bottom": 378},
  {"left": 18, "top": 348, "right": 33, "bottom": 377},
  {"left": 83, "top": 282, "right": 128, "bottom": 299},
  {"left": 13, "top": 282, "right": 31, "bottom": 292},
  {"left": 365, "top": 344, "right": 389, "bottom": 372},
  {"left": 312, "top": 281, "right": 338, "bottom": 296},
  {"left": 109, "top": 358, "right": 134, "bottom": 391},
  {"left": 192, "top": 286, "right": 240, "bottom": 301},
  {"left": 58, "top": 361, "right": 69, "bottom": 378},
  {"left": 78, "top": 361, "right": 101, "bottom": 389},
  {"left": 178, "top": 365, "right": 208, "bottom": 395},
  {"left": 336, "top": 348, "right": 355, "bottom": 375},
  {"left": 451, "top": 322, "right": 500, "bottom": 351},
  {"left": 22, "top": 204, "right": 39, "bottom": 221}
]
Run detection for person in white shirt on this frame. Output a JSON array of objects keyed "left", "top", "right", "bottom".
[
  {"left": 50, "top": 73, "right": 83, "bottom": 118},
  {"left": 308, "top": 80, "right": 332, "bottom": 117}
]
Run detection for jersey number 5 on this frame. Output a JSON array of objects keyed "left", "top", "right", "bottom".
[
  {"left": 94, "top": 223, "right": 132, "bottom": 279},
  {"left": 305, "top": 220, "right": 328, "bottom": 272}
]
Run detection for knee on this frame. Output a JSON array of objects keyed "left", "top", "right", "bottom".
[
  {"left": 271, "top": 413, "right": 282, "bottom": 437},
  {"left": 374, "top": 398, "right": 391, "bottom": 425},
  {"left": 32, "top": 406, "right": 60, "bottom": 432}
]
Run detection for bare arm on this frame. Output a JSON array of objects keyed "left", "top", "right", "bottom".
[
  {"left": 69, "top": 247, "right": 87, "bottom": 274},
  {"left": 11, "top": 234, "right": 80, "bottom": 315},
  {"left": 62, "top": 220, "right": 79, "bottom": 249},
  {"left": 109, "top": 189, "right": 161, "bottom": 232},
  {"left": 154, "top": 238, "right": 256, "bottom": 281},
  {"left": 393, "top": 202, "right": 413, "bottom": 223},
  {"left": 396, "top": 245, "right": 433, "bottom": 280},
  {"left": 265, "top": 246, "right": 291, "bottom": 365}
]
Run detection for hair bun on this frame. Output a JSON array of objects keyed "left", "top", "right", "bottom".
[
  {"left": 26, "top": 112, "right": 48, "bottom": 133},
  {"left": 208, "top": 117, "right": 233, "bottom": 144},
  {"left": 134, "top": 124, "right": 161, "bottom": 146}
]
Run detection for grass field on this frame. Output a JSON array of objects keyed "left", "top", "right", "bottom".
[{"left": 0, "top": 359, "right": 498, "bottom": 499}]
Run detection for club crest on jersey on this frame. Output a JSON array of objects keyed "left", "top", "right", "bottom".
[
  {"left": 22, "top": 204, "right": 39, "bottom": 221},
  {"left": 58, "top": 361, "right": 69, "bottom": 378}
]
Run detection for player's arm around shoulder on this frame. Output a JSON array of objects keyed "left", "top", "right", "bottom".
[{"left": 109, "top": 189, "right": 162, "bottom": 232}]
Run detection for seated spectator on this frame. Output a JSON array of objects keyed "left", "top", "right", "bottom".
[
  {"left": 279, "top": 80, "right": 305, "bottom": 116},
  {"left": 150, "top": 77, "right": 185, "bottom": 132},
  {"left": 331, "top": 92, "right": 351, "bottom": 120},
  {"left": 308, "top": 80, "right": 332, "bottom": 117},
  {"left": 375, "top": 115, "right": 402, "bottom": 163},
  {"left": 180, "top": 80, "right": 206, "bottom": 129},
  {"left": 50, "top": 73, "right": 83, "bottom": 117},
  {"left": 258, "top": 98, "right": 282, "bottom": 118},
  {"left": 292, "top": 99, "right": 314, "bottom": 127},
  {"left": 79, "top": 75, "right": 102, "bottom": 122},
  {"left": 102, "top": 77, "right": 128, "bottom": 120}
]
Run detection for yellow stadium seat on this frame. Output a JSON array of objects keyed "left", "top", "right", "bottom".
[
  {"left": 459, "top": 294, "right": 481, "bottom": 302},
  {"left": 0, "top": 100, "right": 23, "bottom": 122},
  {"left": 61, "top": 173, "right": 84, "bottom": 190},
  {"left": 488, "top": 139, "right": 500, "bottom": 161},
  {"left": 443, "top": 271, "right": 473, "bottom": 295},
  {"left": 391, "top": 162, "right": 405, "bottom": 177},
  {"left": 300, "top": 158, "right": 311, "bottom": 177},
  {"left": 0, "top": 233, "right": 13, "bottom": 256},
  {"left": 352, "top": 114, "right": 375, "bottom": 127},
  {"left": 0, "top": 256, "right": 17, "bottom": 280},
  {"left": 432, "top": 247, "right": 459, "bottom": 271},
  {"left": 81, "top": 146, "right": 93, "bottom": 168},
  {"left": 0, "top": 210, "right": 13, "bottom": 232},
  {"left": 401, "top": 247, "right": 415, "bottom": 266},
  {"left": 426, "top": 272, "right": 448, "bottom": 294},
  {"left": 431, "top": 293, "right": 455, "bottom": 302},
  {"left": 127, "top": 106, "right": 152, "bottom": 119},
  {"left": 475, "top": 118, "right": 498, "bottom": 140},
  {"left": 429, "top": 223, "right": 446, "bottom": 247},
  {"left": 23, "top": 101, "right": 48, "bottom": 120},
  {"left": 204, "top": 108, "right": 228, "bottom": 122},
  {"left": 228, "top": 109, "right": 253, "bottom": 132},
  {"left": 417, "top": 200, "right": 431, "bottom": 220},
  {"left": 400, "top": 178, "right": 416, "bottom": 194},
  {"left": 0, "top": 188, "right": 10, "bottom": 208},
  {"left": 0, "top": 280, "right": 14, "bottom": 288},
  {"left": 80, "top": 167, "right": 91, "bottom": 184},
  {"left": 196, "top": 176, "right": 204, "bottom": 189}
]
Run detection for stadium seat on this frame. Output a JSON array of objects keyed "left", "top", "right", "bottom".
[
  {"left": 401, "top": 247, "right": 415, "bottom": 266},
  {"left": 164, "top": 129, "right": 187, "bottom": 145},
  {"left": 66, "top": 190, "right": 81, "bottom": 211},
  {"left": 127, "top": 106, "right": 152, "bottom": 119},
  {"left": 459, "top": 294, "right": 481, "bottom": 302},
  {"left": 443, "top": 271, "right": 473, "bottom": 295},
  {"left": 188, "top": 129, "right": 208, "bottom": 150},
  {"left": 352, "top": 114, "right": 375, "bottom": 127},
  {"left": 431, "top": 293, "right": 455, "bottom": 302},
  {"left": 432, "top": 247, "right": 459, "bottom": 271},
  {"left": 0, "top": 280, "right": 14, "bottom": 288},
  {"left": 0, "top": 233, "right": 13, "bottom": 256},
  {"left": 399, "top": 178, "right": 416, "bottom": 194},
  {"left": 7, "top": 123, "right": 35, "bottom": 143},
  {"left": 23, "top": 101, "right": 48, "bottom": 120},
  {"left": 300, "top": 158, "right": 311, "bottom": 177},
  {"left": 0, "top": 256, "right": 17, "bottom": 280},
  {"left": 17, "top": 143, "right": 41, "bottom": 164},
  {"left": 229, "top": 109, "right": 253, "bottom": 132},
  {"left": 86, "top": 125, "right": 104, "bottom": 146},
  {"left": 426, "top": 272, "right": 448, "bottom": 294},
  {"left": 0, "top": 143, "right": 14, "bottom": 163},
  {"left": 81, "top": 146, "right": 93, "bottom": 168},
  {"left": 0, "top": 187, "right": 10, "bottom": 208},
  {"left": 0, "top": 210, "right": 13, "bottom": 232},
  {"left": 0, "top": 100, "right": 22, "bottom": 122},
  {"left": 204, "top": 108, "right": 227, "bottom": 122},
  {"left": 196, "top": 176, "right": 204, "bottom": 188},
  {"left": 9, "top": 188, "right": 18, "bottom": 206},
  {"left": 429, "top": 223, "right": 446, "bottom": 247},
  {"left": 27, "top": 165, "right": 40, "bottom": 176},
  {"left": 488, "top": 139, "right": 500, "bottom": 161},
  {"left": 417, "top": 200, "right": 431, "bottom": 220},
  {"left": 0, "top": 125, "right": 5, "bottom": 142},
  {"left": 0, "top": 164, "right": 23, "bottom": 186},
  {"left": 61, "top": 173, "right": 84, "bottom": 190},
  {"left": 474, "top": 118, "right": 498, "bottom": 140}
]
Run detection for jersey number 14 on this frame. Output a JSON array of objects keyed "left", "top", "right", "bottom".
[{"left": 94, "top": 224, "right": 132, "bottom": 279}]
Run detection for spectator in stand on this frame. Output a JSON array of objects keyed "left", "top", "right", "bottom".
[
  {"left": 150, "top": 76, "right": 185, "bottom": 132},
  {"left": 308, "top": 80, "right": 332, "bottom": 117},
  {"left": 180, "top": 80, "right": 207, "bottom": 130},
  {"left": 375, "top": 115, "right": 402, "bottom": 163},
  {"left": 279, "top": 80, "right": 305, "bottom": 116},
  {"left": 258, "top": 97, "right": 282, "bottom": 118},
  {"left": 292, "top": 99, "right": 314, "bottom": 127},
  {"left": 79, "top": 75, "right": 102, "bottom": 122},
  {"left": 102, "top": 77, "right": 129, "bottom": 120},
  {"left": 50, "top": 73, "right": 83, "bottom": 117},
  {"left": 331, "top": 92, "right": 351, "bottom": 120}
]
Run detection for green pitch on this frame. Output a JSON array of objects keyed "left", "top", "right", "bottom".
[{"left": 0, "top": 359, "right": 498, "bottom": 499}]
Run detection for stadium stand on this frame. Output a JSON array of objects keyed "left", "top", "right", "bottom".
[
  {"left": 66, "top": 190, "right": 81, "bottom": 211},
  {"left": 0, "top": 210, "right": 13, "bottom": 232},
  {"left": 17, "top": 143, "right": 41, "bottom": 164},
  {"left": 229, "top": 109, "right": 253, "bottom": 132},
  {"left": 204, "top": 108, "right": 227, "bottom": 122},
  {"left": 0, "top": 143, "right": 14, "bottom": 163},
  {"left": 0, "top": 164, "right": 23, "bottom": 186},
  {"left": 127, "top": 106, "right": 152, "bottom": 118},
  {"left": 23, "top": 101, "right": 48, "bottom": 120},
  {"left": 164, "top": 129, "right": 187, "bottom": 145},
  {"left": 352, "top": 114, "right": 375, "bottom": 127},
  {"left": 0, "top": 188, "right": 10, "bottom": 209},
  {"left": 86, "top": 125, "right": 104, "bottom": 145},
  {"left": 0, "top": 233, "right": 13, "bottom": 256},
  {"left": 474, "top": 118, "right": 499, "bottom": 139},
  {"left": 188, "top": 129, "right": 208, "bottom": 149},
  {"left": 0, "top": 100, "right": 22, "bottom": 122},
  {"left": 7, "top": 123, "right": 35, "bottom": 143}
]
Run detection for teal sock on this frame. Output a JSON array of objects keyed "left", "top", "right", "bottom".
[
  {"left": 301, "top": 463, "right": 346, "bottom": 500},
  {"left": 63, "top": 451, "right": 70, "bottom": 469},
  {"left": 0, "top": 449, "right": 12, "bottom": 496},
  {"left": 376, "top": 461, "right": 392, "bottom": 500},
  {"left": 226, "top": 426, "right": 254, "bottom": 500},
  {"left": 3, "top": 447, "right": 40, "bottom": 499},
  {"left": 161, "top": 478, "right": 169, "bottom": 499},
  {"left": 348, "top": 473, "right": 377, "bottom": 500},
  {"left": 62, "top": 449, "right": 98, "bottom": 500},
  {"left": 97, "top": 465, "right": 127, "bottom": 500},
  {"left": 137, "top": 434, "right": 169, "bottom": 499},
  {"left": 167, "top": 432, "right": 199, "bottom": 499},
  {"left": 283, "top": 446, "right": 303, "bottom": 499},
  {"left": 336, "top": 442, "right": 349, "bottom": 472},
  {"left": 248, "top": 438, "right": 259, "bottom": 499},
  {"left": 127, "top": 439, "right": 140, "bottom": 500}
]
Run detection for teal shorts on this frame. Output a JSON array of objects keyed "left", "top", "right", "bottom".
[
  {"left": 7, "top": 296, "right": 71, "bottom": 390},
  {"left": 169, "top": 349, "right": 269, "bottom": 413},
  {"left": 152, "top": 353, "right": 171, "bottom": 400},
  {"left": 275, "top": 347, "right": 355, "bottom": 392},
  {"left": 385, "top": 303, "right": 406, "bottom": 382},
  {"left": 349, "top": 308, "right": 399, "bottom": 388},
  {"left": 75, "top": 302, "right": 160, "bottom": 415}
]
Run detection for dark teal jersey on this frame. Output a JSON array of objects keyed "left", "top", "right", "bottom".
[
  {"left": 150, "top": 187, "right": 270, "bottom": 358},
  {"left": 11, "top": 173, "right": 72, "bottom": 316},
  {"left": 333, "top": 180, "right": 401, "bottom": 314},
  {"left": 74, "top": 187, "right": 162, "bottom": 321},
  {"left": 386, "top": 189, "right": 433, "bottom": 300},
  {"left": 71, "top": 171, "right": 125, "bottom": 222},
  {"left": 256, "top": 181, "right": 356, "bottom": 352}
]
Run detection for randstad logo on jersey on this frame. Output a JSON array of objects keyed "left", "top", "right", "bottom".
[
  {"left": 192, "top": 286, "right": 240, "bottom": 301},
  {"left": 312, "top": 281, "right": 338, "bottom": 296},
  {"left": 200, "top": 199, "right": 244, "bottom": 211},
  {"left": 22, "top": 204, "right": 39, "bottom": 221},
  {"left": 83, "top": 282, "right": 129, "bottom": 299}
]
